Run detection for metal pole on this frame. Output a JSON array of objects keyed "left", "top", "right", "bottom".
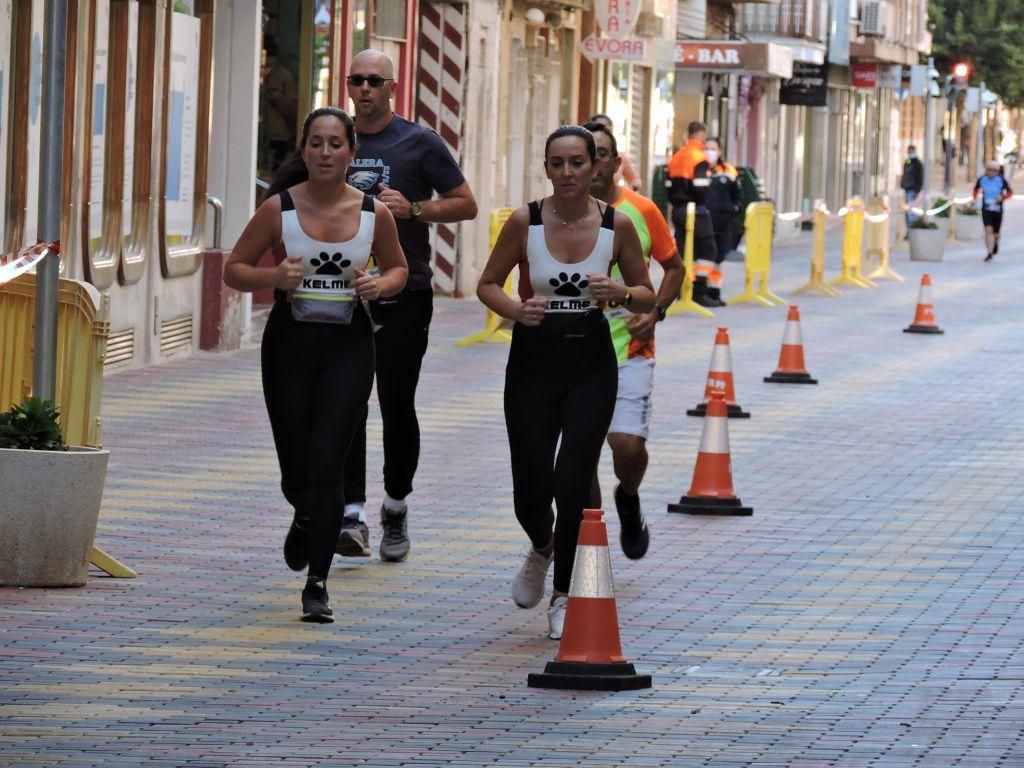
[
  {"left": 32, "top": 0, "right": 67, "bottom": 402},
  {"left": 976, "top": 80, "right": 986, "bottom": 178},
  {"left": 922, "top": 57, "right": 933, "bottom": 201}
]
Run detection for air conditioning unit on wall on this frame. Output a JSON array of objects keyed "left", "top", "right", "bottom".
[{"left": 859, "top": 0, "right": 889, "bottom": 37}]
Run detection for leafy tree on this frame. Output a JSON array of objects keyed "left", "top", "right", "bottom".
[{"left": 929, "top": 0, "right": 1024, "bottom": 106}]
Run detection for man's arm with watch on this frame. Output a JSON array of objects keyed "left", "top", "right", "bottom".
[
  {"left": 378, "top": 181, "right": 478, "bottom": 223},
  {"left": 628, "top": 251, "right": 685, "bottom": 340}
]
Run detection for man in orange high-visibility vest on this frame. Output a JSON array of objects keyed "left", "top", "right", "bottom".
[{"left": 667, "top": 121, "right": 721, "bottom": 307}]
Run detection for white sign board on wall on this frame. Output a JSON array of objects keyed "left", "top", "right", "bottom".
[
  {"left": 123, "top": 1, "right": 138, "bottom": 236},
  {"left": 165, "top": 12, "right": 200, "bottom": 237},
  {"left": 89, "top": 0, "right": 110, "bottom": 241}
]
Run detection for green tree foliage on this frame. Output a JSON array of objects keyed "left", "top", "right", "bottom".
[{"left": 930, "top": 0, "right": 1024, "bottom": 106}]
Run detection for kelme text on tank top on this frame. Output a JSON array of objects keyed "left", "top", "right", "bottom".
[{"left": 522, "top": 200, "right": 615, "bottom": 313}]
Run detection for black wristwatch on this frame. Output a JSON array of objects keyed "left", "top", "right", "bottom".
[
  {"left": 655, "top": 303, "right": 667, "bottom": 322},
  {"left": 409, "top": 201, "right": 422, "bottom": 219}
]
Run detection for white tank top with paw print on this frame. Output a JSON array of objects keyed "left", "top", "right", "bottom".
[{"left": 522, "top": 199, "right": 615, "bottom": 313}]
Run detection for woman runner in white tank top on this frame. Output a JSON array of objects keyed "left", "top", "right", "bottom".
[
  {"left": 225, "top": 107, "right": 408, "bottom": 623},
  {"left": 477, "top": 125, "right": 655, "bottom": 640}
]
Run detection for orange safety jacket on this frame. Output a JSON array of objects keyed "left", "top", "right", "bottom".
[{"left": 667, "top": 139, "right": 713, "bottom": 207}]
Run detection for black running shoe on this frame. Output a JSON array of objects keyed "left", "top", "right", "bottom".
[
  {"left": 301, "top": 578, "right": 334, "bottom": 623},
  {"left": 993, "top": 242, "right": 999, "bottom": 254},
  {"left": 336, "top": 516, "right": 371, "bottom": 557},
  {"left": 985, "top": 252, "right": 994, "bottom": 262},
  {"left": 615, "top": 485, "right": 650, "bottom": 560},
  {"left": 283, "top": 517, "right": 308, "bottom": 571},
  {"left": 379, "top": 506, "right": 410, "bottom": 562}
]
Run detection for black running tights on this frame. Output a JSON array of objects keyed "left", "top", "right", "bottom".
[
  {"left": 504, "top": 313, "right": 618, "bottom": 594},
  {"left": 262, "top": 301, "right": 375, "bottom": 578}
]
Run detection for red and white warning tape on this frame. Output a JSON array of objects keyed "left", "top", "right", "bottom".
[{"left": 0, "top": 242, "right": 59, "bottom": 286}]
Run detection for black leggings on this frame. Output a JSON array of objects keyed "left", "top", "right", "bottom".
[
  {"left": 504, "top": 312, "right": 618, "bottom": 594},
  {"left": 344, "top": 289, "right": 433, "bottom": 504},
  {"left": 262, "top": 301, "right": 375, "bottom": 578}
]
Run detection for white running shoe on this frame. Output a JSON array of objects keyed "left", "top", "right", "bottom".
[
  {"left": 511, "top": 547, "right": 553, "bottom": 608},
  {"left": 547, "top": 596, "right": 568, "bottom": 640}
]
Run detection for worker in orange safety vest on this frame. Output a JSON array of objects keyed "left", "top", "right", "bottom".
[{"left": 667, "top": 121, "right": 721, "bottom": 307}]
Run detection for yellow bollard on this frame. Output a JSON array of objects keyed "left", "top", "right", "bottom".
[
  {"left": 666, "top": 203, "right": 713, "bottom": 318},
  {"left": 727, "top": 201, "right": 785, "bottom": 307},
  {"left": 793, "top": 204, "right": 841, "bottom": 297},
  {"left": 457, "top": 208, "right": 517, "bottom": 346},
  {"left": 864, "top": 196, "right": 903, "bottom": 282},
  {"left": 829, "top": 198, "right": 876, "bottom": 288}
]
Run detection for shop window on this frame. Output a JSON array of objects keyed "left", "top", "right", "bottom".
[
  {"left": 352, "top": 0, "right": 370, "bottom": 52},
  {"left": 159, "top": 0, "right": 212, "bottom": 278},
  {"left": 376, "top": 0, "right": 406, "bottom": 41}
]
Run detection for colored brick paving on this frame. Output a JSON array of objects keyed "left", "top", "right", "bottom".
[{"left": 2, "top": 206, "right": 1023, "bottom": 767}]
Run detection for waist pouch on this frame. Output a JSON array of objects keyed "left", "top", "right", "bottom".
[
  {"left": 528, "top": 310, "right": 608, "bottom": 341},
  {"left": 288, "top": 288, "right": 356, "bottom": 325}
]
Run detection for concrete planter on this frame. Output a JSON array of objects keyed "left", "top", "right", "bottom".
[
  {"left": 955, "top": 213, "right": 984, "bottom": 241},
  {"left": 908, "top": 228, "right": 946, "bottom": 262},
  {"left": 934, "top": 217, "right": 951, "bottom": 241},
  {"left": 0, "top": 446, "right": 109, "bottom": 587}
]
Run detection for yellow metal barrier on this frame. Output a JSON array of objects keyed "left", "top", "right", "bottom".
[
  {"left": 457, "top": 208, "right": 516, "bottom": 346},
  {"left": 0, "top": 273, "right": 136, "bottom": 578},
  {"left": 666, "top": 203, "right": 713, "bottom": 318},
  {"left": 793, "top": 204, "right": 841, "bottom": 297},
  {"left": 865, "top": 196, "right": 903, "bottom": 282},
  {"left": 829, "top": 198, "right": 877, "bottom": 288},
  {"left": 727, "top": 201, "right": 785, "bottom": 307}
]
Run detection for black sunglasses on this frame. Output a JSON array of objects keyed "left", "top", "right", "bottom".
[{"left": 346, "top": 75, "right": 393, "bottom": 88}]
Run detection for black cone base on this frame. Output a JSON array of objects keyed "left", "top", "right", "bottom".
[
  {"left": 764, "top": 371, "right": 818, "bottom": 384},
  {"left": 686, "top": 401, "right": 751, "bottom": 419},
  {"left": 668, "top": 495, "right": 753, "bottom": 516},
  {"left": 903, "top": 324, "right": 944, "bottom": 334},
  {"left": 528, "top": 661, "right": 652, "bottom": 691}
]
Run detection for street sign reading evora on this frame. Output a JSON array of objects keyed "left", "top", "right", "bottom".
[
  {"left": 594, "top": 0, "right": 642, "bottom": 39},
  {"left": 580, "top": 35, "right": 648, "bottom": 63}
]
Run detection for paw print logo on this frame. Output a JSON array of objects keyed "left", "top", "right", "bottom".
[
  {"left": 309, "top": 252, "right": 350, "bottom": 275},
  {"left": 549, "top": 272, "right": 589, "bottom": 297}
]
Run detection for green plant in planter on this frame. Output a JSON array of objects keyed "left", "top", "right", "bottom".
[
  {"left": 909, "top": 218, "right": 939, "bottom": 230},
  {"left": 0, "top": 396, "right": 66, "bottom": 450},
  {"left": 931, "top": 197, "right": 952, "bottom": 218}
]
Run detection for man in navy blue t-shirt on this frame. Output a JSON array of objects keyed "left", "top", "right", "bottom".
[{"left": 337, "top": 49, "right": 477, "bottom": 563}]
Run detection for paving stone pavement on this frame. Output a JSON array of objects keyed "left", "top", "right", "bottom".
[{"left": 2, "top": 203, "right": 1023, "bottom": 768}]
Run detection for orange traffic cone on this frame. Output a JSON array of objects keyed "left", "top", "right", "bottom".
[
  {"left": 687, "top": 327, "right": 751, "bottom": 419},
  {"left": 903, "top": 273, "right": 944, "bottom": 334},
  {"left": 764, "top": 305, "right": 818, "bottom": 384},
  {"left": 528, "top": 509, "right": 652, "bottom": 691},
  {"left": 668, "top": 391, "right": 752, "bottom": 516}
]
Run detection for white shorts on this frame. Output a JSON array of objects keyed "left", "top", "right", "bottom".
[{"left": 608, "top": 357, "right": 655, "bottom": 439}]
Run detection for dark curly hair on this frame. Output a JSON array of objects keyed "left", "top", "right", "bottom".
[{"left": 266, "top": 107, "right": 358, "bottom": 198}]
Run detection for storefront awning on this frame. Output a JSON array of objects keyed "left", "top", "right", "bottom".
[{"left": 673, "top": 40, "right": 793, "bottom": 78}]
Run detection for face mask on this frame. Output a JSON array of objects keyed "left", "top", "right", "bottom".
[{"left": 705, "top": 150, "right": 719, "bottom": 165}]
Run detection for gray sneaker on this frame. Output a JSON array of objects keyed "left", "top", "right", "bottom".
[
  {"left": 379, "top": 506, "right": 410, "bottom": 562},
  {"left": 512, "top": 546, "right": 553, "bottom": 609},
  {"left": 336, "top": 516, "right": 370, "bottom": 557}
]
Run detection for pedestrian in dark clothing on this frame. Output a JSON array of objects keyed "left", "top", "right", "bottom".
[
  {"left": 703, "top": 138, "right": 742, "bottom": 261},
  {"left": 901, "top": 144, "right": 924, "bottom": 234}
]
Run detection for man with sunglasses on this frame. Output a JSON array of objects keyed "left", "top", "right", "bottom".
[{"left": 339, "top": 49, "right": 478, "bottom": 563}]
